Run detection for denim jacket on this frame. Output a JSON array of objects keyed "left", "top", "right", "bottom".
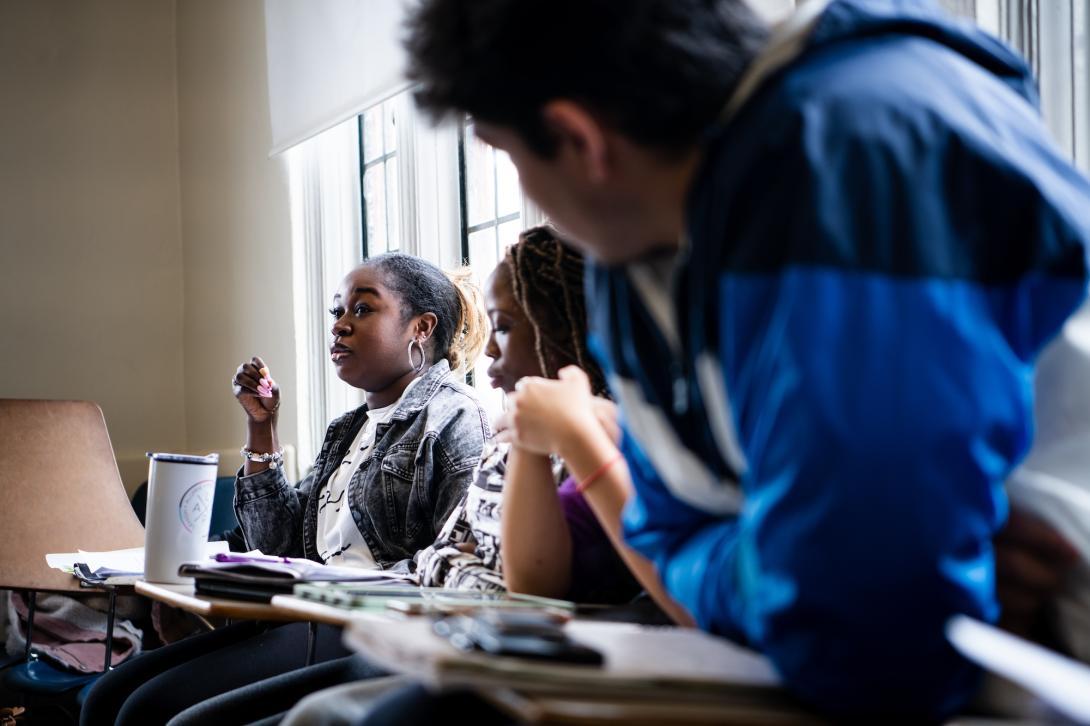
[{"left": 233, "top": 360, "right": 490, "bottom": 567}]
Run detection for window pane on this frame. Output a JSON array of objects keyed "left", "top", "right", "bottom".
[
  {"left": 364, "top": 164, "right": 387, "bottom": 253},
  {"left": 496, "top": 150, "right": 522, "bottom": 218},
  {"left": 466, "top": 130, "right": 496, "bottom": 228},
  {"left": 385, "top": 159, "right": 400, "bottom": 251},
  {"left": 1075, "top": 0, "right": 1089, "bottom": 173},
  {"left": 383, "top": 101, "right": 398, "bottom": 155},
  {"left": 497, "top": 217, "right": 522, "bottom": 257},
  {"left": 362, "top": 108, "right": 383, "bottom": 164},
  {"left": 468, "top": 227, "right": 499, "bottom": 284}
]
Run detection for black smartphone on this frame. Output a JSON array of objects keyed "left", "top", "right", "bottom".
[{"left": 434, "top": 613, "right": 604, "bottom": 666}]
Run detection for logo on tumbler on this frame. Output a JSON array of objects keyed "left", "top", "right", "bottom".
[{"left": 178, "top": 479, "right": 214, "bottom": 533}]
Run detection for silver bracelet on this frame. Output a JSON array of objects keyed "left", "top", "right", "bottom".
[{"left": 240, "top": 447, "right": 284, "bottom": 470}]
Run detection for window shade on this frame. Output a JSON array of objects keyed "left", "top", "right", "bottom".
[{"left": 265, "top": 0, "right": 409, "bottom": 156}]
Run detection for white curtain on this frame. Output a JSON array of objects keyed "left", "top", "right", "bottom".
[
  {"left": 287, "top": 118, "right": 366, "bottom": 463},
  {"left": 395, "top": 96, "right": 464, "bottom": 268},
  {"left": 265, "top": 0, "right": 410, "bottom": 156}
]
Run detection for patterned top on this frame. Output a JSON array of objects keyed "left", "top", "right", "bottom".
[{"left": 415, "top": 441, "right": 639, "bottom": 604}]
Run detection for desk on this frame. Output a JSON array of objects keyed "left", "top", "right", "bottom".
[
  {"left": 134, "top": 581, "right": 299, "bottom": 622},
  {"left": 135, "top": 582, "right": 397, "bottom": 665},
  {"left": 269, "top": 595, "right": 392, "bottom": 628}
]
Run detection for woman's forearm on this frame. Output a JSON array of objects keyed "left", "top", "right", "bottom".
[
  {"left": 501, "top": 447, "right": 573, "bottom": 598},
  {"left": 243, "top": 420, "right": 280, "bottom": 476},
  {"left": 557, "top": 425, "right": 696, "bottom": 626},
  {"left": 588, "top": 482, "right": 698, "bottom": 627}
]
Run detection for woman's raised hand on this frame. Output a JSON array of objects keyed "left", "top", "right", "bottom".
[
  {"left": 502, "top": 366, "right": 604, "bottom": 456},
  {"left": 232, "top": 356, "right": 281, "bottom": 424}
]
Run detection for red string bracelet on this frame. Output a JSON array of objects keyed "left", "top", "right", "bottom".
[{"left": 576, "top": 452, "right": 624, "bottom": 494}]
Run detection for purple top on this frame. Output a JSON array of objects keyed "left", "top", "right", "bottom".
[
  {"left": 557, "top": 476, "right": 640, "bottom": 604},
  {"left": 416, "top": 444, "right": 641, "bottom": 605}
]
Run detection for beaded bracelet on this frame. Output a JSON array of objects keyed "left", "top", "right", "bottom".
[
  {"left": 576, "top": 452, "right": 623, "bottom": 494},
  {"left": 241, "top": 447, "right": 284, "bottom": 470}
]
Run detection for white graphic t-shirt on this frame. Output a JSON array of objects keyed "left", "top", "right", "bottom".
[{"left": 316, "top": 379, "right": 419, "bottom": 567}]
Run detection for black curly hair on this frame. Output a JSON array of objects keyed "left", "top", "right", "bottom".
[{"left": 404, "top": 0, "right": 769, "bottom": 157}]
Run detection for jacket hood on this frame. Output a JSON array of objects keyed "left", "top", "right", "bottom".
[
  {"left": 726, "top": 0, "right": 1037, "bottom": 121},
  {"left": 808, "top": 0, "right": 1036, "bottom": 104}
]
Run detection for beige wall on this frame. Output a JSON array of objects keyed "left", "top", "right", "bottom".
[
  {"left": 0, "top": 0, "right": 188, "bottom": 490},
  {"left": 0, "top": 0, "right": 297, "bottom": 493},
  {"left": 176, "top": 0, "right": 297, "bottom": 473}
]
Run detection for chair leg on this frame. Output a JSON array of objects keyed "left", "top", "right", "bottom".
[
  {"left": 22, "top": 591, "right": 36, "bottom": 661},
  {"left": 103, "top": 587, "right": 117, "bottom": 672}
]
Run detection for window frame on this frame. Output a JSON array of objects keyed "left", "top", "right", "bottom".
[{"left": 358, "top": 98, "right": 403, "bottom": 257}]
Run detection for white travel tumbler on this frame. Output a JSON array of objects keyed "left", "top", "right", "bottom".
[{"left": 143, "top": 452, "right": 219, "bottom": 584}]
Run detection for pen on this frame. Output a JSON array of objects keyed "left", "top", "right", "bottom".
[{"left": 213, "top": 553, "right": 294, "bottom": 564}]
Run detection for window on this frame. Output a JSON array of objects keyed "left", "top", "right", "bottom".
[
  {"left": 360, "top": 98, "right": 401, "bottom": 255},
  {"left": 461, "top": 119, "right": 525, "bottom": 279},
  {"left": 459, "top": 119, "right": 532, "bottom": 415},
  {"left": 289, "top": 94, "right": 532, "bottom": 457},
  {"left": 286, "top": 115, "right": 366, "bottom": 464}
]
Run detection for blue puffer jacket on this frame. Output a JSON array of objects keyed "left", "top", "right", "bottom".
[{"left": 587, "top": 0, "right": 1090, "bottom": 719}]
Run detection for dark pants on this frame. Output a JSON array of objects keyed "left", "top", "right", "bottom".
[
  {"left": 359, "top": 684, "right": 515, "bottom": 726},
  {"left": 79, "top": 621, "right": 363, "bottom": 726},
  {"left": 171, "top": 653, "right": 379, "bottom": 725}
]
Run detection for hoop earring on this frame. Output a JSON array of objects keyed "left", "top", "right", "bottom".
[{"left": 407, "top": 338, "right": 426, "bottom": 374}]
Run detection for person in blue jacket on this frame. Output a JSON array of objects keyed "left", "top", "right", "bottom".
[{"left": 404, "top": 0, "right": 1090, "bottom": 718}]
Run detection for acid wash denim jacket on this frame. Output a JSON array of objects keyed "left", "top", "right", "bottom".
[{"left": 233, "top": 360, "right": 490, "bottom": 568}]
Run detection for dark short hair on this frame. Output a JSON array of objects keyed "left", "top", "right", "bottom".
[
  {"left": 404, "top": 0, "right": 769, "bottom": 156},
  {"left": 364, "top": 253, "right": 487, "bottom": 372}
]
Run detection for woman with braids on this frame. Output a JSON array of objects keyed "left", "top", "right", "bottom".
[
  {"left": 415, "top": 225, "right": 689, "bottom": 618},
  {"left": 496, "top": 232, "right": 692, "bottom": 623},
  {"left": 81, "top": 253, "right": 491, "bottom": 726}
]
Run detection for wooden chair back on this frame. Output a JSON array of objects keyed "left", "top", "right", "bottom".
[{"left": 0, "top": 400, "right": 144, "bottom": 592}]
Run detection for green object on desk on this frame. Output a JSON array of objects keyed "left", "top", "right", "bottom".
[{"left": 293, "top": 582, "right": 575, "bottom": 614}]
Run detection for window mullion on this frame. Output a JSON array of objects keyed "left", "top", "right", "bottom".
[
  {"left": 1073, "top": 0, "right": 1090, "bottom": 171},
  {"left": 394, "top": 93, "right": 418, "bottom": 256}
]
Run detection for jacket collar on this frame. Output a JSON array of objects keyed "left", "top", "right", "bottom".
[
  {"left": 722, "top": 0, "right": 830, "bottom": 121},
  {"left": 388, "top": 358, "right": 453, "bottom": 421}
]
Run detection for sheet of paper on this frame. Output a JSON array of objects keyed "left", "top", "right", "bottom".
[
  {"left": 346, "top": 617, "right": 782, "bottom": 693},
  {"left": 946, "top": 615, "right": 1090, "bottom": 722},
  {"left": 46, "top": 540, "right": 231, "bottom": 574},
  {"left": 564, "top": 621, "right": 779, "bottom": 686}
]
